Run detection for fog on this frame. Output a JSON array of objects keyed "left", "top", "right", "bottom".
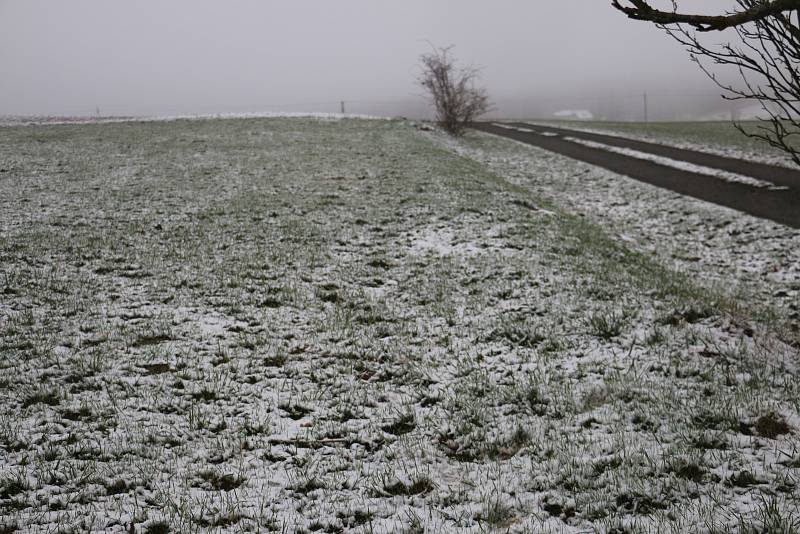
[{"left": 0, "top": 0, "right": 741, "bottom": 120}]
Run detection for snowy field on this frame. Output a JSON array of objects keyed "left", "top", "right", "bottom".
[
  {"left": 1, "top": 117, "right": 799, "bottom": 533},
  {"left": 445, "top": 127, "right": 800, "bottom": 317}
]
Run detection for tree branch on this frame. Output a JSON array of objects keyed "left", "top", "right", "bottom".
[{"left": 611, "top": 0, "right": 800, "bottom": 31}]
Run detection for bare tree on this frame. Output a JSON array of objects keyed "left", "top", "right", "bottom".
[
  {"left": 418, "top": 46, "right": 491, "bottom": 135},
  {"left": 612, "top": 0, "right": 800, "bottom": 164}
]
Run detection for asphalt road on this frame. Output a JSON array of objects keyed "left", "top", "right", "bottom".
[{"left": 471, "top": 122, "right": 800, "bottom": 229}]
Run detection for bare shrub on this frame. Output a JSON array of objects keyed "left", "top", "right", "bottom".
[{"left": 418, "top": 46, "right": 491, "bottom": 135}]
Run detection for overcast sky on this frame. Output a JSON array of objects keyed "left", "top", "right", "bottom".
[{"left": 0, "top": 0, "right": 737, "bottom": 118}]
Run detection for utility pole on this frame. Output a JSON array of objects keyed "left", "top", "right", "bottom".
[
  {"left": 643, "top": 92, "right": 648, "bottom": 124},
  {"left": 340, "top": 101, "right": 346, "bottom": 115}
]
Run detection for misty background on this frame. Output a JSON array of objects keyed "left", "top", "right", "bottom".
[{"left": 0, "top": 0, "right": 748, "bottom": 121}]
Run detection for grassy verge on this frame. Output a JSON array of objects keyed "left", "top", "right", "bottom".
[{"left": 0, "top": 118, "right": 798, "bottom": 533}]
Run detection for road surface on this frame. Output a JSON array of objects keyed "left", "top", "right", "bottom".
[{"left": 471, "top": 122, "right": 800, "bottom": 229}]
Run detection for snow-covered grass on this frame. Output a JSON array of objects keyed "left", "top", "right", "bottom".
[
  {"left": 0, "top": 112, "right": 387, "bottom": 128},
  {"left": 521, "top": 120, "right": 797, "bottom": 168},
  {"left": 443, "top": 127, "right": 800, "bottom": 319},
  {"left": 1, "top": 117, "right": 798, "bottom": 533}
]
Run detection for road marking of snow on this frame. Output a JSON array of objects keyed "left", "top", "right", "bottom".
[
  {"left": 491, "top": 124, "right": 547, "bottom": 135},
  {"left": 491, "top": 124, "right": 561, "bottom": 137},
  {"left": 563, "top": 136, "right": 788, "bottom": 190}
]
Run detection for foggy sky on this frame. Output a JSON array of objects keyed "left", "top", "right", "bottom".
[{"left": 0, "top": 0, "right": 737, "bottom": 119}]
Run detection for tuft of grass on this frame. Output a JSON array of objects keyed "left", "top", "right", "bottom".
[
  {"left": 755, "top": 413, "right": 792, "bottom": 439},
  {"left": 658, "top": 305, "right": 717, "bottom": 326},
  {"left": 193, "top": 470, "right": 246, "bottom": 492},
  {"left": 587, "top": 310, "right": 627, "bottom": 340},
  {"left": 486, "top": 313, "right": 545, "bottom": 348},
  {"left": 727, "top": 495, "right": 800, "bottom": 534},
  {"left": 21, "top": 388, "right": 61, "bottom": 409},
  {"left": 381, "top": 411, "right": 416, "bottom": 436},
  {"left": 143, "top": 522, "right": 171, "bottom": 534},
  {"left": 478, "top": 497, "right": 516, "bottom": 527},
  {"left": 382, "top": 476, "right": 435, "bottom": 497},
  {"left": 0, "top": 471, "right": 28, "bottom": 500}
]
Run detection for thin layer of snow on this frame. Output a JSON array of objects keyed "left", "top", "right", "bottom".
[
  {"left": 408, "top": 224, "right": 518, "bottom": 257},
  {"left": 491, "top": 123, "right": 550, "bottom": 136},
  {"left": 563, "top": 136, "right": 786, "bottom": 190},
  {"left": 436, "top": 127, "right": 800, "bottom": 316},
  {"left": 2, "top": 118, "right": 798, "bottom": 534},
  {"left": 0, "top": 111, "right": 389, "bottom": 127},
  {"left": 526, "top": 120, "right": 795, "bottom": 169},
  {"left": 491, "top": 123, "right": 517, "bottom": 130}
]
